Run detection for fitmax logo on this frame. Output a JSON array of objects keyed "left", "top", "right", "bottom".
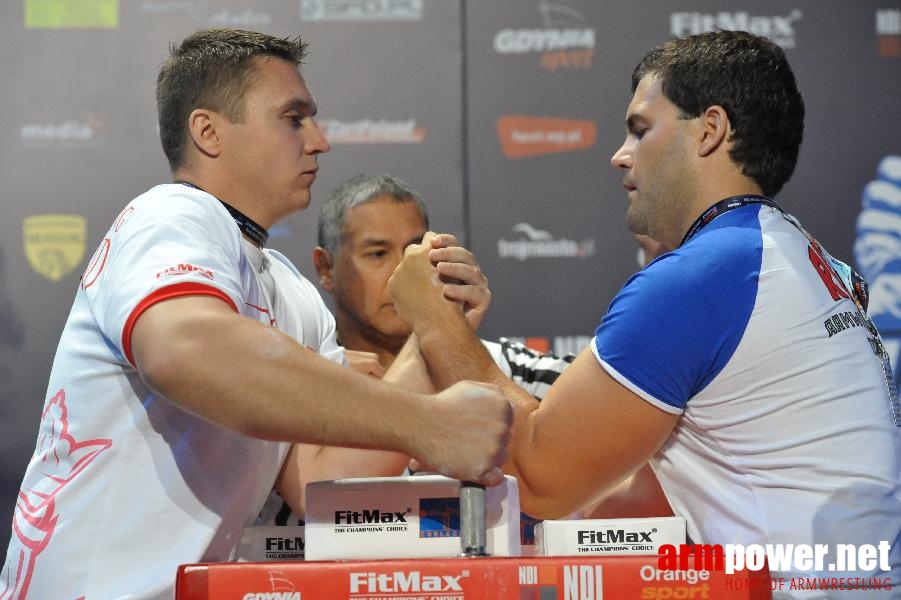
[
  {"left": 349, "top": 571, "right": 465, "bottom": 593},
  {"left": 265, "top": 537, "right": 305, "bottom": 552},
  {"left": 155, "top": 263, "right": 215, "bottom": 280},
  {"left": 671, "top": 10, "right": 802, "bottom": 48},
  {"left": 335, "top": 509, "right": 409, "bottom": 525},
  {"left": 578, "top": 529, "right": 655, "bottom": 544}
]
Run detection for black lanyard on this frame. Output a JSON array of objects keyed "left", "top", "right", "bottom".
[
  {"left": 174, "top": 181, "right": 269, "bottom": 247},
  {"left": 680, "top": 194, "right": 778, "bottom": 247}
]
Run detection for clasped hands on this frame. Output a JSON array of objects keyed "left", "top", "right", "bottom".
[{"left": 388, "top": 231, "right": 490, "bottom": 333}]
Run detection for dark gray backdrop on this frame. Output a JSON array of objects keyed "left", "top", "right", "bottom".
[{"left": 2, "top": 0, "right": 900, "bottom": 553}]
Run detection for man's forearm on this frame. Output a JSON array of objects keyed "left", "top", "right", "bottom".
[
  {"left": 413, "top": 302, "right": 499, "bottom": 389},
  {"left": 381, "top": 333, "right": 435, "bottom": 393},
  {"left": 134, "top": 295, "right": 513, "bottom": 489},
  {"left": 412, "top": 305, "right": 539, "bottom": 436}
]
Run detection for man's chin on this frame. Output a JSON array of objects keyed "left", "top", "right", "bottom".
[
  {"left": 626, "top": 222, "right": 645, "bottom": 236},
  {"left": 292, "top": 192, "right": 312, "bottom": 211},
  {"left": 625, "top": 212, "right": 648, "bottom": 237}
]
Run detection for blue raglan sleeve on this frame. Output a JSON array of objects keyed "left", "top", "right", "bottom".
[{"left": 592, "top": 215, "right": 762, "bottom": 412}]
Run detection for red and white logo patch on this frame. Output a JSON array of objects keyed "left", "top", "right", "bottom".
[{"left": 156, "top": 263, "right": 215, "bottom": 280}]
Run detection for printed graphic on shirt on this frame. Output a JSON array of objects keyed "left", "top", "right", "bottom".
[{"left": 2, "top": 389, "right": 112, "bottom": 599}]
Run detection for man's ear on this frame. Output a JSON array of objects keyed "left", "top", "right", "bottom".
[
  {"left": 186, "top": 108, "right": 223, "bottom": 158},
  {"left": 313, "top": 247, "right": 335, "bottom": 291},
  {"left": 698, "top": 105, "right": 730, "bottom": 158}
]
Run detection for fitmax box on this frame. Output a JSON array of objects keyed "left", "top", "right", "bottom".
[
  {"left": 305, "top": 474, "right": 521, "bottom": 560},
  {"left": 536, "top": 516, "right": 686, "bottom": 556}
]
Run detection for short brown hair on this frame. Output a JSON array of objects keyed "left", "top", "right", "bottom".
[{"left": 156, "top": 28, "right": 308, "bottom": 171}]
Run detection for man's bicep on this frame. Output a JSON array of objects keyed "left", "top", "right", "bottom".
[
  {"left": 512, "top": 348, "right": 679, "bottom": 518},
  {"left": 130, "top": 294, "right": 239, "bottom": 378}
]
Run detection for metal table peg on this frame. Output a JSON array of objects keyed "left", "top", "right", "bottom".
[{"left": 459, "top": 481, "right": 489, "bottom": 556}]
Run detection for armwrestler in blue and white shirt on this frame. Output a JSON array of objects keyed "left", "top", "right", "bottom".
[{"left": 389, "top": 31, "right": 900, "bottom": 596}]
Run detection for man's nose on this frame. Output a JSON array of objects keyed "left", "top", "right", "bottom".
[
  {"left": 611, "top": 141, "right": 631, "bottom": 170},
  {"left": 308, "top": 120, "right": 331, "bottom": 154}
]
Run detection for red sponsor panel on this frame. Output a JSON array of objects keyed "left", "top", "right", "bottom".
[
  {"left": 524, "top": 337, "right": 550, "bottom": 354},
  {"left": 497, "top": 115, "right": 596, "bottom": 159},
  {"left": 176, "top": 555, "right": 772, "bottom": 599},
  {"left": 880, "top": 36, "right": 901, "bottom": 58}
]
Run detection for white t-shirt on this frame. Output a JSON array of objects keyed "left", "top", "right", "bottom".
[
  {"left": 593, "top": 202, "right": 901, "bottom": 595},
  {"left": 1, "top": 184, "right": 341, "bottom": 600}
]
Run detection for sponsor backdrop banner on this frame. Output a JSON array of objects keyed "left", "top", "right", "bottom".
[{"left": 1, "top": 0, "right": 899, "bottom": 553}]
